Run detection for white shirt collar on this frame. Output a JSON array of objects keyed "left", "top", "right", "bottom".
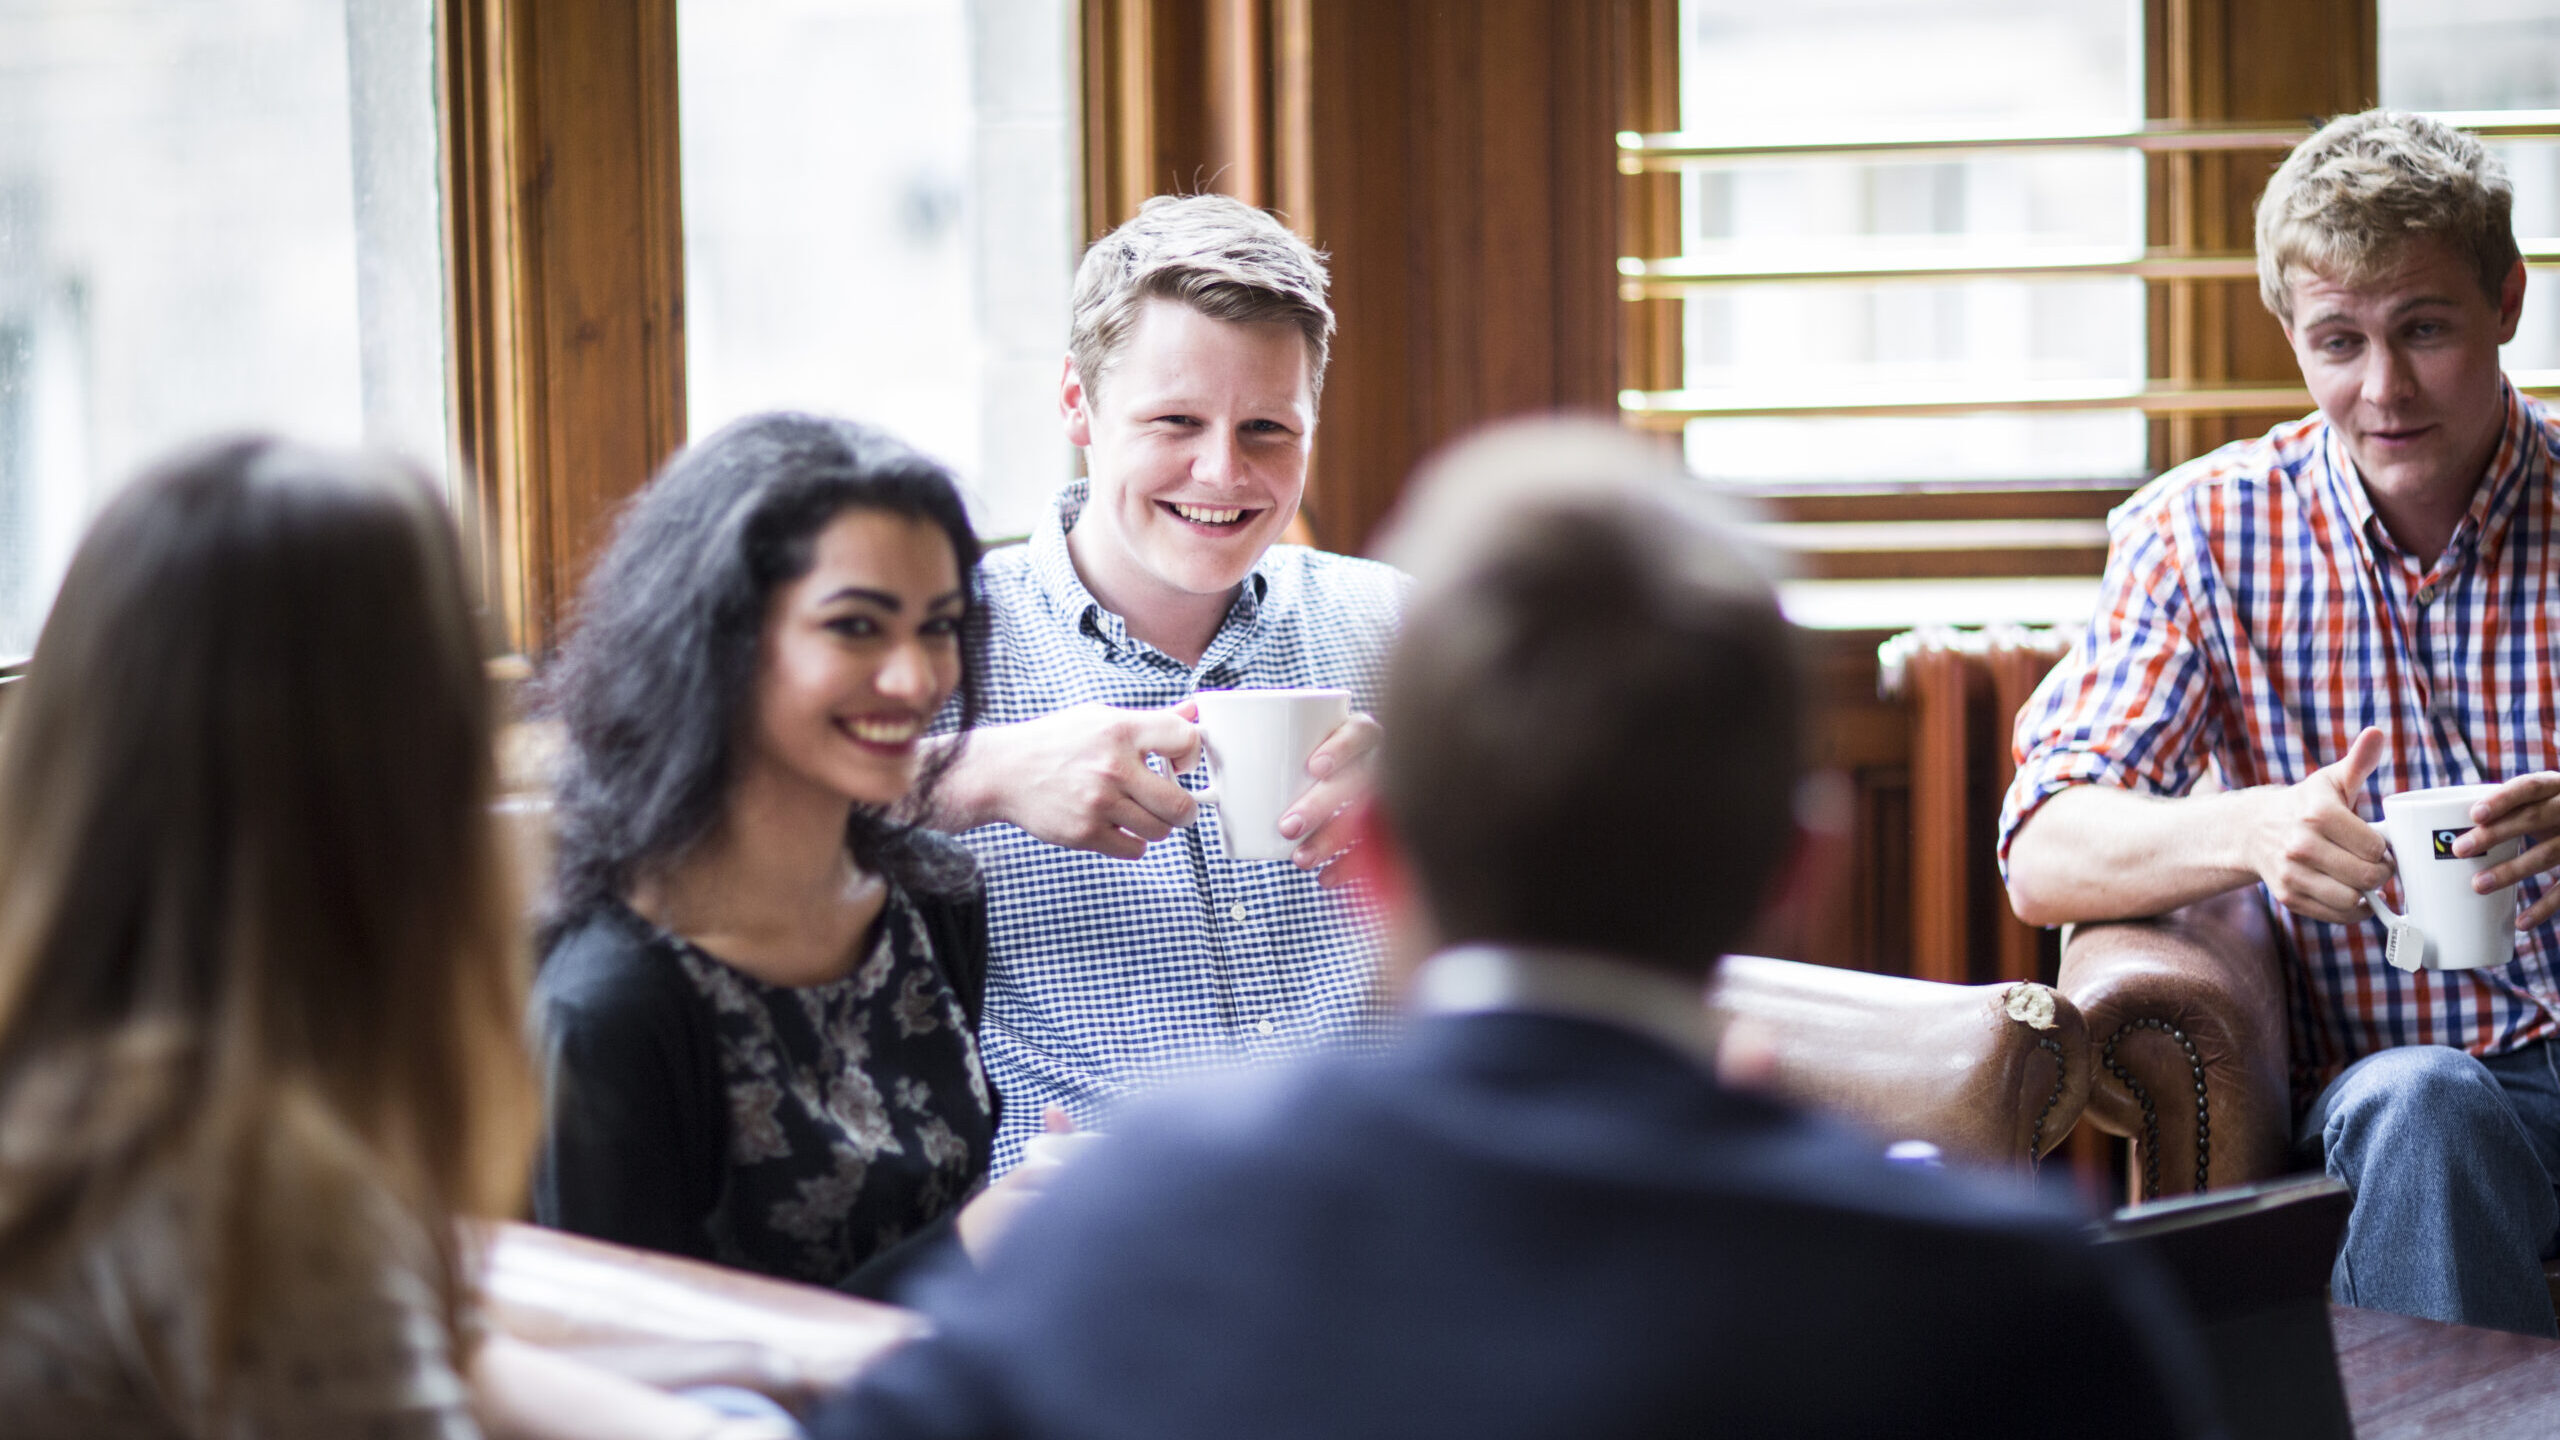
[{"left": 1409, "top": 945, "right": 1721, "bottom": 1068}]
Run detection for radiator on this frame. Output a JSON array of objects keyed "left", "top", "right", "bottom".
[{"left": 1878, "top": 625, "right": 2080, "bottom": 987}]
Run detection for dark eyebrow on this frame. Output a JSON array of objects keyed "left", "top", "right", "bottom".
[{"left": 820, "top": 586, "right": 968, "bottom": 612}]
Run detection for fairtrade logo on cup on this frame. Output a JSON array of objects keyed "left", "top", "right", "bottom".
[{"left": 2365, "top": 785, "right": 2525, "bottom": 972}]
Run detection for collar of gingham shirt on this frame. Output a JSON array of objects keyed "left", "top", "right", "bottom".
[
  {"left": 949, "top": 479, "right": 1408, "bottom": 1171},
  {"left": 2002, "top": 380, "right": 2560, "bottom": 1099}
]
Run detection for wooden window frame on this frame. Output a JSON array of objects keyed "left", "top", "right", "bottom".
[
  {"left": 427, "top": 0, "right": 2384, "bottom": 642},
  {"left": 439, "top": 0, "right": 686, "bottom": 659},
  {"left": 1630, "top": 0, "right": 2378, "bottom": 542}
]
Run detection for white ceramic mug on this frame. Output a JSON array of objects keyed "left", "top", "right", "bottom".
[
  {"left": 1191, "top": 688, "right": 1350, "bottom": 862},
  {"left": 2364, "top": 784, "right": 2525, "bottom": 972}
]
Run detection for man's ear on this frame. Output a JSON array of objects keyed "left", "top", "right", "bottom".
[
  {"left": 1343, "top": 796, "right": 1408, "bottom": 907},
  {"left": 1737, "top": 772, "right": 1851, "bottom": 960},
  {"left": 1060, "top": 354, "right": 1094, "bottom": 448},
  {"left": 2499, "top": 256, "right": 2529, "bottom": 341},
  {"left": 1345, "top": 798, "right": 1443, "bottom": 996}
]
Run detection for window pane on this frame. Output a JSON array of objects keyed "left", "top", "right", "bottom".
[
  {"left": 2380, "top": 0, "right": 2560, "bottom": 373},
  {"left": 0, "top": 0, "right": 448, "bottom": 657},
  {"left": 678, "top": 0, "right": 1077, "bottom": 539},
  {"left": 1676, "top": 0, "right": 2146, "bottom": 485}
]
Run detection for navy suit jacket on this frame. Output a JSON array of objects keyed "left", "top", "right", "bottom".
[{"left": 818, "top": 1009, "right": 2218, "bottom": 1439}]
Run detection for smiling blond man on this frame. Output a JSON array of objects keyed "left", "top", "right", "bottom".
[
  {"left": 2004, "top": 110, "right": 2560, "bottom": 1335},
  {"left": 926, "top": 196, "right": 1404, "bottom": 1170}
]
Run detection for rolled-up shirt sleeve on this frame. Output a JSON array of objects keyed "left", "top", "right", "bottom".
[{"left": 1998, "top": 502, "right": 2226, "bottom": 883}]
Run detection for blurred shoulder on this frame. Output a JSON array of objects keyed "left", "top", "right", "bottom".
[
  {"left": 1262, "top": 544, "right": 1411, "bottom": 619},
  {"left": 533, "top": 902, "right": 685, "bottom": 1018}
]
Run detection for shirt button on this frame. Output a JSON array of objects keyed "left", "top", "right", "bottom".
[
  {"left": 1257, "top": 1018, "right": 1276, "bottom": 1036},
  {"left": 1229, "top": 902, "right": 1248, "bottom": 922},
  {"left": 2417, "top": 584, "right": 2436, "bottom": 606}
]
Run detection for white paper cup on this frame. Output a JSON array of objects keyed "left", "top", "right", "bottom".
[
  {"left": 1192, "top": 688, "right": 1350, "bottom": 862},
  {"left": 2365, "top": 784, "right": 2525, "bottom": 972}
]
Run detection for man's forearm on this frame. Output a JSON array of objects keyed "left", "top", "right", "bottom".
[
  {"left": 2005, "top": 784, "right": 2271, "bottom": 927},
  {"left": 921, "top": 736, "right": 997, "bottom": 834}
]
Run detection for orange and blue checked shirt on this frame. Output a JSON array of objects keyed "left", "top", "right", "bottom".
[{"left": 2000, "top": 381, "right": 2560, "bottom": 1099}]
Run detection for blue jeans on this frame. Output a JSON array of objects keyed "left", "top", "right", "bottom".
[{"left": 2298, "top": 1041, "right": 2560, "bottom": 1336}]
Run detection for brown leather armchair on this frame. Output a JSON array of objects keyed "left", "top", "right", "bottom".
[
  {"left": 2056, "top": 888, "right": 2294, "bottom": 1203},
  {"left": 2060, "top": 888, "right": 2560, "bottom": 1319},
  {"left": 1709, "top": 956, "right": 2093, "bottom": 1174}
]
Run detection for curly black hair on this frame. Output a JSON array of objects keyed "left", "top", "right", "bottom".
[{"left": 540, "top": 412, "right": 984, "bottom": 936}]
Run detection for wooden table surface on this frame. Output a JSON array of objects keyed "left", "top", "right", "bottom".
[
  {"left": 2335, "top": 1303, "right": 2560, "bottom": 1439},
  {"left": 477, "top": 1220, "right": 924, "bottom": 1393},
  {"left": 481, "top": 1228, "right": 2560, "bottom": 1434}
]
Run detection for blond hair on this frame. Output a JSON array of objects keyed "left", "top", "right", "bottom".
[
  {"left": 2256, "top": 108, "right": 2518, "bottom": 322},
  {"left": 1069, "top": 194, "right": 1335, "bottom": 399},
  {"left": 0, "top": 438, "right": 535, "bottom": 1423}
]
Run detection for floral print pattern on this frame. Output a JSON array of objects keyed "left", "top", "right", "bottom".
[{"left": 669, "top": 890, "right": 993, "bottom": 1289}]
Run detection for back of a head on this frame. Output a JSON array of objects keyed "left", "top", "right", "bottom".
[
  {"left": 2256, "top": 107, "right": 2518, "bottom": 319},
  {"left": 1069, "top": 193, "right": 1336, "bottom": 399},
  {"left": 0, "top": 437, "right": 527, "bottom": 1316},
  {"left": 1376, "top": 421, "right": 1803, "bottom": 973}
]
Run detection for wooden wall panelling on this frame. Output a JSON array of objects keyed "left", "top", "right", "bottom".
[
  {"left": 440, "top": 0, "right": 686, "bottom": 657},
  {"left": 1615, "top": 0, "right": 1681, "bottom": 395},
  {"left": 1205, "top": 0, "right": 1275, "bottom": 207},
  {"left": 1080, "top": 0, "right": 1139, "bottom": 237},
  {"left": 1081, "top": 0, "right": 1277, "bottom": 238},
  {"left": 1082, "top": 0, "right": 1641, "bottom": 549},
  {"left": 2152, "top": 0, "right": 2376, "bottom": 469},
  {"left": 1790, "top": 626, "right": 1913, "bottom": 976},
  {"left": 1274, "top": 0, "right": 1624, "bottom": 552}
]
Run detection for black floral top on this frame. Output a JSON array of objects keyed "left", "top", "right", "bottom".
[
  {"left": 533, "top": 857, "right": 997, "bottom": 1298},
  {"left": 674, "top": 892, "right": 991, "bottom": 1282}
]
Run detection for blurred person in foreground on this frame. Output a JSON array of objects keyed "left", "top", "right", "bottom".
[
  {"left": 813, "top": 420, "right": 2219, "bottom": 1440},
  {"left": 2003, "top": 109, "right": 2560, "bottom": 1335},
  {"left": 920, "top": 195, "right": 1405, "bottom": 1170},
  {"left": 0, "top": 438, "right": 777, "bottom": 1438}
]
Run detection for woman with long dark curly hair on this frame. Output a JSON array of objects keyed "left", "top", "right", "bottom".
[{"left": 535, "top": 412, "right": 1043, "bottom": 1302}]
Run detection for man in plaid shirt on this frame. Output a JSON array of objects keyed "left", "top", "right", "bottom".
[
  {"left": 2004, "top": 110, "right": 2560, "bottom": 1335},
  {"left": 923, "top": 196, "right": 1403, "bottom": 1171}
]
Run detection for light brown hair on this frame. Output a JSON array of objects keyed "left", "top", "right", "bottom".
[
  {"left": 1375, "top": 420, "right": 1803, "bottom": 974},
  {"left": 0, "top": 438, "right": 535, "bottom": 1416},
  {"left": 1068, "top": 194, "right": 1335, "bottom": 400},
  {"left": 2256, "top": 108, "right": 2519, "bottom": 321}
]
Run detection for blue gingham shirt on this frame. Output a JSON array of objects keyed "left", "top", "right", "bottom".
[
  {"left": 951, "top": 479, "right": 1406, "bottom": 1170},
  {"left": 2002, "top": 383, "right": 2560, "bottom": 1097}
]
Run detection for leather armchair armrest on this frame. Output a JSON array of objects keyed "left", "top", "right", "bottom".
[
  {"left": 1709, "top": 956, "right": 2091, "bottom": 1173},
  {"left": 2058, "top": 887, "right": 2292, "bottom": 1202}
]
